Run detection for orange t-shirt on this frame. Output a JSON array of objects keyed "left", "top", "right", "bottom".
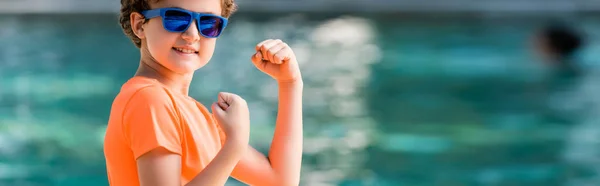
[{"left": 103, "top": 76, "right": 226, "bottom": 186}]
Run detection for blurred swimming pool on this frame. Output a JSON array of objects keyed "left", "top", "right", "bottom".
[{"left": 2, "top": 13, "right": 600, "bottom": 186}]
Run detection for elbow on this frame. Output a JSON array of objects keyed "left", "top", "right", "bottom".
[{"left": 264, "top": 163, "right": 301, "bottom": 186}]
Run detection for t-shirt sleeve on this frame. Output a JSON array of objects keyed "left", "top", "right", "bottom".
[{"left": 122, "top": 86, "right": 182, "bottom": 159}]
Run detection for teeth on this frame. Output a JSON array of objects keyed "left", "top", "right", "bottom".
[{"left": 175, "top": 48, "right": 195, "bottom": 54}]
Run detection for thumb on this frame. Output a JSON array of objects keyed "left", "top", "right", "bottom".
[{"left": 251, "top": 52, "right": 263, "bottom": 67}]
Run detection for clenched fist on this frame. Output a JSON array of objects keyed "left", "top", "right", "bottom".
[
  {"left": 251, "top": 39, "right": 302, "bottom": 83},
  {"left": 211, "top": 92, "right": 250, "bottom": 143}
]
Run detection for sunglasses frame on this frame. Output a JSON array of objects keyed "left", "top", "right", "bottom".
[{"left": 141, "top": 7, "right": 229, "bottom": 38}]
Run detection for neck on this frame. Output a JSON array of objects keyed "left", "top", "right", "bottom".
[{"left": 135, "top": 48, "right": 193, "bottom": 95}]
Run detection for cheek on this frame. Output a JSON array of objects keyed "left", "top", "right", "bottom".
[
  {"left": 199, "top": 39, "right": 217, "bottom": 62},
  {"left": 146, "top": 31, "right": 178, "bottom": 61}
]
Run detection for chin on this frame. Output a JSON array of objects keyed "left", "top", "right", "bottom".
[
  {"left": 169, "top": 60, "right": 209, "bottom": 74},
  {"left": 171, "top": 64, "right": 201, "bottom": 74}
]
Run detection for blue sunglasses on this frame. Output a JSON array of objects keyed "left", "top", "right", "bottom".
[{"left": 141, "top": 7, "right": 228, "bottom": 38}]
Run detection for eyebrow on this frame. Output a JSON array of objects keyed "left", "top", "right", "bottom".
[{"left": 170, "top": 6, "right": 218, "bottom": 15}]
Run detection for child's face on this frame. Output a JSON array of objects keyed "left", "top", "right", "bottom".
[{"left": 143, "top": 0, "right": 222, "bottom": 74}]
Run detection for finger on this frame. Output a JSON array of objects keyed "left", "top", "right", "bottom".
[
  {"left": 259, "top": 39, "right": 280, "bottom": 51},
  {"left": 251, "top": 52, "right": 266, "bottom": 69},
  {"left": 260, "top": 39, "right": 282, "bottom": 62},
  {"left": 211, "top": 102, "right": 226, "bottom": 119},
  {"left": 268, "top": 42, "right": 288, "bottom": 64},
  {"left": 219, "top": 92, "right": 243, "bottom": 107},
  {"left": 218, "top": 92, "right": 234, "bottom": 105},
  {"left": 255, "top": 39, "right": 273, "bottom": 52},
  {"left": 251, "top": 52, "right": 262, "bottom": 64},
  {"left": 263, "top": 40, "right": 281, "bottom": 63},
  {"left": 218, "top": 101, "right": 229, "bottom": 110},
  {"left": 274, "top": 48, "right": 291, "bottom": 64}
]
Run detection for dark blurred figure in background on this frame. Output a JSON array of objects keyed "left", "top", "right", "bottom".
[
  {"left": 530, "top": 23, "right": 586, "bottom": 125},
  {"left": 531, "top": 23, "right": 600, "bottom": 185},
  {"left": 532, "top": 23, "right": 584, "bottom": 77}
]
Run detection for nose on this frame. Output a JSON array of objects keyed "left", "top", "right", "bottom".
[{"left": 181, "top": 20, "right": 201, "bottom": 42}]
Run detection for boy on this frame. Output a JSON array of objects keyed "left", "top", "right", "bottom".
[{"left": 103, "top": 0, "right": 304, "bottom": 185}]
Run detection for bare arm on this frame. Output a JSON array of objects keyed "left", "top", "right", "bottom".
[
  {"left": 231, "top": 39, "right": 304, "bottom": 186},
  {"left": 268, "top": 80, "right": 304, "bottom": 184},
  {"left": 231, "top": 80, "right": 304, "bottom": 186},
  {"left": 137, "top": 140, "right": 246, "bottom": 186},
  {"left": 186, "top": 140, "right": 246, "bottom": 186}
]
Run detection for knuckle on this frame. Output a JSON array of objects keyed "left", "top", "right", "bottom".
[
  {"left": 274, "top": 52, "right": 283, "bottom": 58},
  {"left": 268, "top": 48, "right": 277, "bottom": 54}
]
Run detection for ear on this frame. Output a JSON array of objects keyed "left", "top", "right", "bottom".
[{"left": 131, "top": 12, "right": 146, "bottom": 39}]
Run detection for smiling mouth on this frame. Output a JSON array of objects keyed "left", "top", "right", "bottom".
[{"left": 172, "top": 47, "right": 198, "bottom": 54}]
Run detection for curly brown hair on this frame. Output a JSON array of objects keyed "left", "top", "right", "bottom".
[{"left": 119, "top": 0, "right": 237, "bottom": 48}]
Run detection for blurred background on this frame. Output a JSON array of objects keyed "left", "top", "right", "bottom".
[{"left": 2, "top": 0, "right": 600, "bottom": 186}]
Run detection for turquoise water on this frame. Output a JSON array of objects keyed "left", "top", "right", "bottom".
[{"left": 2, "top": 13, "right": 600, "bottom": 186}]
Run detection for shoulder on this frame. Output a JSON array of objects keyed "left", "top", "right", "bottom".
[
  {"left": 123, "top": 84, "right": 179, "bottom": 116},
  {"left": 130, "top": 86, "right": 173, "bottom": 104},
  {"left": 110, "top": 78, "right": 182, "bottom": 128},
  {"left": 116, "top": 77, "right": 178, "bottom": 110},
  {"left": 118, "top": 80, "right": 184, "bottom": 137}
]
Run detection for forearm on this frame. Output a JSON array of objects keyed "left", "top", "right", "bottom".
[
  {"left": 268, "top": 79, "right": 303, "bottom": 185},
  {"left": 186, "top": 140, "right": 246, "bottom": 186}
]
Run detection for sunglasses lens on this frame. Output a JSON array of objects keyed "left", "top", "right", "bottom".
[
  {"left": 164, "top": 10, "right": 191, "bottom": 32},
  {"left": 199, "top": 16, "right": 224, "bottom": 37}
]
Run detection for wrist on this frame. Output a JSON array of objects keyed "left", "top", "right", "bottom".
[
  {"left": 277, "top": 77, "right": 303, "bottom": 87},
  {"left": 218, "top": 141, "right": 246, "bottom": 162},
  {"left": 224, "top": 134, "right": 249, "bottom": 147},
  {"left": 223, "top": 138, "right": 248, "bottom": 156}
]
